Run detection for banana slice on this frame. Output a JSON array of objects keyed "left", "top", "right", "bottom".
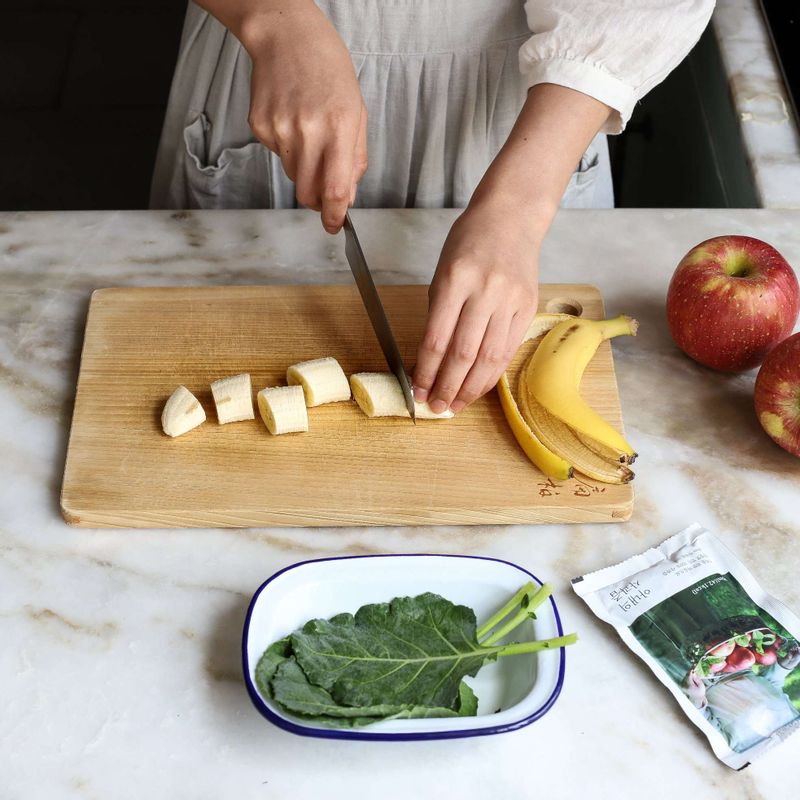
[
  {"left": 257, "top": 385, "right": 309, "bottom": 435},
  {"left": 287, "top": 357, "right": 351, "bottom": 406},
  {"left": 349, "top": 373, "right": 454, "bottom": 419},
  {"left": 161, "top": 386, "right": 206, "bottom": 437},
  {"left": 210, "top": 373, "right": 255, "bottom": 424}
]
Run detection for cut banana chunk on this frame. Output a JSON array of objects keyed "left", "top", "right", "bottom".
[
  {"left": 210, "top": 373, "right": 255, "bottom": 424},
  {"left": 161, "top": 386, "right": 206, "bottom": 438},
  {"left": 257, "top": 385, "right": 309, "bottom": 435},
  {"left": 350, "top": 372, "right": 454, "bottom": 419},
  {"left": 287, "top": 357, "right": 350, "bottom": 406}
]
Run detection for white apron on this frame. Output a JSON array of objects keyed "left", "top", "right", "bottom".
[{"left": 150, "top": 0, "right": 613, "bottom": 210}]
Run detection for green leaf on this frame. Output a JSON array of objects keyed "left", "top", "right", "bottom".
[
  {"left": 456, "top": 681, "right": 478, "bottom": 716},
  {"left": 269, "top": 656, "right": 476, "bottom": 728},
  {"left": 271, "top": 657, "right": 410, "bottom": 718},
  {"left": 291, "top": 592, "right": 491, "bottom": 710},
  {"left": 254, "top": 637, "right": 292, "bottom": 700}
]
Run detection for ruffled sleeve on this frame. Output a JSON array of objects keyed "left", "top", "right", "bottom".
[{"left": 519, "top": 0, "right": 716, "bottom": 133}]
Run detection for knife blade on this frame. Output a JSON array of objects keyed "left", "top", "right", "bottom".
[{"left": 343, "top": 212, "right": 416, "bottom": 421}]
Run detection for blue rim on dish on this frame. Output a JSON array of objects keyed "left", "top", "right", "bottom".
[{"left": 241, "top": 553, "right": 567, "bottom": 741}]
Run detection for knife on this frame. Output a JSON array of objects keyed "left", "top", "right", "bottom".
[{"left": 343, "top": 212, "right": 416, "bottom": 421}]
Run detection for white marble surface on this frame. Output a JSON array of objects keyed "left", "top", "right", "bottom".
[
  {"left": 2, "top": 208, "right": 800, "bottom": 798},
  {"left": 713, "top": 0, "right": 800, "bottom": 208}
]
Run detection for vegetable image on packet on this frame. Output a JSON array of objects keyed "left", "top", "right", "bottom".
[{"left": 573, "top": 523, "right": 800, "bottom": 769}]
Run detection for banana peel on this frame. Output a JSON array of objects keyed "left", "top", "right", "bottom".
[
  {"left": 497, "top": 313, "right": 573, "bottom": 480},
  {"left": 497, "top": 371, "right": 573, "bottom": 481},
  {"left": 497, "top": 312, "right": 639, "bottom": 484}
]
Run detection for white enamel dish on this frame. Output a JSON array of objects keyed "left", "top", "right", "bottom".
[{"left": 242, "top": 554, "right": 568, "bottom": 740}]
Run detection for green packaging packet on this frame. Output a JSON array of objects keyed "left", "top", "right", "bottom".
[{"left": 573, "top": 523, "right": 800, "bottom": 769}]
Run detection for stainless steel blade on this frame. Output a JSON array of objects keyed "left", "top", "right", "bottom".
[{"left": 343, "top": 212, "right": 416, "bottom": 421}]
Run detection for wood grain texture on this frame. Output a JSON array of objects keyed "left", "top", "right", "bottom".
[{"left": 61, "top": 284, "right": 633, "bottom": 528}]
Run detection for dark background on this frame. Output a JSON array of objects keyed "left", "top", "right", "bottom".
[
  {"left": 0, "top": 0, "right": 185, "bottom": 210},
  {"left": 0, "top": 2, "right": 757, "bottom": 211}
]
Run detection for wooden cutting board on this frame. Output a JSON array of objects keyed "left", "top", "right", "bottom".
[{"left": 61, "top": 284, "right": 633, "bottom": 528}]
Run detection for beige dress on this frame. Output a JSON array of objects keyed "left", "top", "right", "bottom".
[{"left": 150, "top": 0, "right": 714, "bottom": 211}]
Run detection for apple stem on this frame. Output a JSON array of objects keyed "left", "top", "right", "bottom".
[{"left": 723, "top": 253, "right": 754, "bottom": 278}]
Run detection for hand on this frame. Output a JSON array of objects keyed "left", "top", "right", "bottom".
[
  {"left": 411, "top": 82, "right": 610, "bottom": 414},
  {"left": 413, "top": 201, "right": 542, "bottom": 414},
  {"left": 240, "top": 1, "right": 367, "bottom": 232}
]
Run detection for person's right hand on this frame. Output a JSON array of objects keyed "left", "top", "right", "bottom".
[{"left": 239, "top": 1, "right": 367, "bottom": 233}]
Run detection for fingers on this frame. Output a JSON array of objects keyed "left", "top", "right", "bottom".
[
  {"left": 352, "top": 107, "right": 368, "bottom": 204},
  {"left": 413, "top": 291, "right": 466, "bottom": 405},
  {"left": 279, "top": 145, "right": 298, "bottom": 183},
  {"left": 477, "top": 309, "right": 534, "bottom": 397},
  {"left": 320, "top": 124, "right": 359, "bottom": 233},
  {"left": 249, "top": 105, "right": 366, "bottom": 233},
  {"left": 293, "top": 135, "right": 325, "bottom": 212},
  {"left": 449, "top": 311, "right": 514, "bottom": 413},
  {"left": 426, "top": 298, "right": 494, "bottom": 414},
  {"left": 415, "top": 290, "right": 537, "bottom": 414}
]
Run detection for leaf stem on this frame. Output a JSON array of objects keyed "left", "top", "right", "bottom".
[
  {"left": 476, "top": 581, "right": 536, "bottom": 641},
  {"left": 481, "top": 583, "right": 553, "bottom": 646},
  {"left": 494, "top": 633, "right": 578, "bottom": 657}
]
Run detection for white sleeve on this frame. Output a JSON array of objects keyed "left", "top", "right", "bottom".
[{"left": 519, "top": 0, "right": 716, "bottom": 134}]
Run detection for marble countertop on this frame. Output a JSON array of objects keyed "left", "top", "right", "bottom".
[
  {"left": 2, "top": 208, "right": 800, "bottom": 798},
  {"left": 713, "top": 0, "right": 800, "bottom": 207}
]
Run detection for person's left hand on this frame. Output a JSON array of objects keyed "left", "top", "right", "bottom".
[{"left": 413, "top": 203, "right": 543, "bottom": 414}]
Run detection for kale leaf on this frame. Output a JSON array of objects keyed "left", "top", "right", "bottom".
[
  {"left": 253, "top": 583, "right": 576, "bottom": 728},
  {"left": 290, "top": 593, "right": 488, "bottom": 709}
]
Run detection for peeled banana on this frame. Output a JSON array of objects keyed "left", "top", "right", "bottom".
[
  {"left": 161, "top": 386, "right": 206, "bottom": 437},
  {"left": 524, "top": 316, "right": 637, "bottom": 459},
  {"left": 350, "top": 373, "right": 454, "bottom": 419},
  {"left": 257, "top": 385, "right": 309, "bottom": 435},
  {"left": 210, "top": 373, "right": 255, "bottom": 424},
  {"left": 287, "top": 357, "right": 351, "bottom": 406}
]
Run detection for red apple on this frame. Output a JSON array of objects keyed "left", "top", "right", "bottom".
[
  {"left": 726, "top": 646, "right": 756, "bottom": 671},
  {"left": 754, "top": 332, "right": 800, "bottom": 457},
  {"left": 754, "top": 646, "right": 778, "bottom": 666},
  {"left": 667, "top": 235, "right": 800, "bottom": 371},
  {"left": 708, "top": 640, "right": 736, "bottom": 658}
]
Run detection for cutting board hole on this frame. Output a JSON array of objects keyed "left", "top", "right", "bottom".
[{"left": 545, "top": 297, "right": 583, "bottom": 316}]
